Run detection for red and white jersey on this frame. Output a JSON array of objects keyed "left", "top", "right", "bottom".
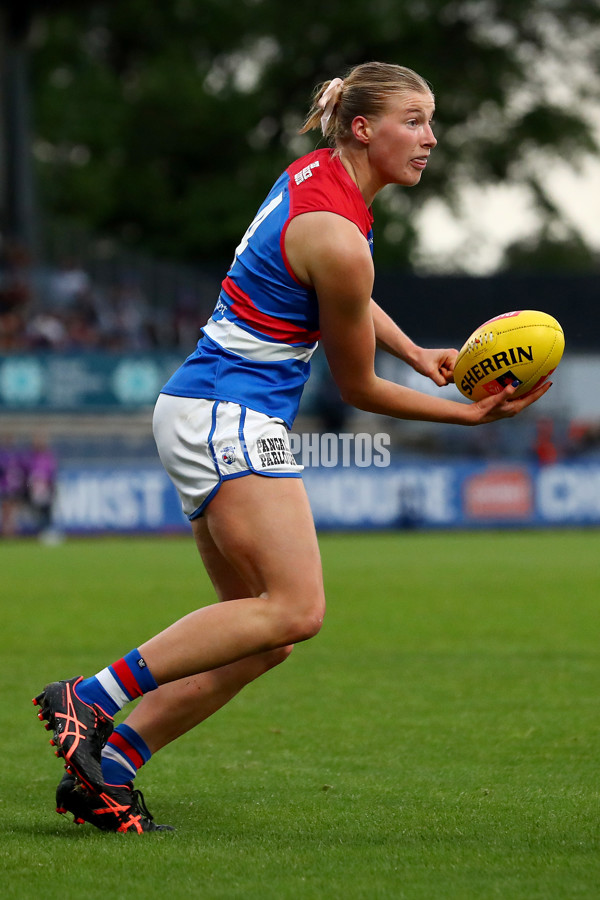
[{"left": 162, "top": 149, "right": 374, "bottom": 428}]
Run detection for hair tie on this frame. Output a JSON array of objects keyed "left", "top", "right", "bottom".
[{"left": 318, "top": 77, "right": 344, "bottom": 135}]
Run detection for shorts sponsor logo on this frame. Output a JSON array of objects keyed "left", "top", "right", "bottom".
[{"left": 256, "top": 436, "right": 298, "bottom": 468}]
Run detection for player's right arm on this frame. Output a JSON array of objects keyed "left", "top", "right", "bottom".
[{"left": 284, "top": 211, "right": 550, "bottom": 426}]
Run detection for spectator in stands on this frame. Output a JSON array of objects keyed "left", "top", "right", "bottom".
[
  {"left": 26, "top": 311, "right": 68, "bottom": 349},
  {"left": 0, "top": 240, "right": 33, "bottom": 351},
  {"left": 25, "top": 434, "right": 58, "bottom": 539},
  {"left": 63, "top": 296, "right": 102, "bottom": 349},
  {"left": 0, "top": 240, "right": 33, "bottom": 315},
  {"left": 532, "top": 418, "right": 559, "bottom": 466},
  {"left": 0, "top": 309, "right": 27, "bottom": 351},
  {"left": 48, "top": 257, "right": 91, "bottom": 311},
  {"left": 564, "top": 420, "right": 600, "bottom": 459},
  {"left": 0, "top": 435, "right": 28, "bottom": 537},
  {"left": 109, "top": 276, "right": 156, "bottom": 350}
]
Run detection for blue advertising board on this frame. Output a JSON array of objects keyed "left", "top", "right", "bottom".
[{"left": 51, "top": 461, "right": 600, "bottom": 534}]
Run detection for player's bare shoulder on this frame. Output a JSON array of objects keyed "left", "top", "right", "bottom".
[{"left": 285, "top": 211, "right": 373, "bottom": 292}]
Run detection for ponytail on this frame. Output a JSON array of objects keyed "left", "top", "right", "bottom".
[{"left": 299, "top": 62, "right": 433, "bottom": 147}]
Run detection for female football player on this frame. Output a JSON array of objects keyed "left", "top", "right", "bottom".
[{"left": 35, "top": 61, "right": 551, "bottom": 832}]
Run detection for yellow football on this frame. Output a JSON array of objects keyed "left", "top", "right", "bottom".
[{"left": 453, "top": 310, "right": 564, "bottom": 401}]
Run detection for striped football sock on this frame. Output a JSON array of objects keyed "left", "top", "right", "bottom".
[
  {"left": 74, "top": 648, "right": 158, "bottom": 718},
  {"left": 101, "top": 723, "right": 151, "bottom": 786}
]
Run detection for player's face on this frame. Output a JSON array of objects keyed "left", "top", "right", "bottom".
[{"left": 366, "top": 91, "right": 437, "bottom": 188}]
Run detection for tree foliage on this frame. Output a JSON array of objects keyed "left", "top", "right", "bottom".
[{"left": 28, "top": 0, "right": 600, "bottom": 270}]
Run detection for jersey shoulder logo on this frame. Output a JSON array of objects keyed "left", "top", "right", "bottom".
[{"left": 294, "top": 161, "right": 320, "bottom": 185}]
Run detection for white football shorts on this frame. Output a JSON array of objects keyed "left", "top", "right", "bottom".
[{"left": 152, "top": 393, "right": 303, "bottom": 519}]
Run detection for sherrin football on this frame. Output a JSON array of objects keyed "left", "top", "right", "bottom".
[{"left": 454, "top": 310, "right": 564, "bottom": 401}]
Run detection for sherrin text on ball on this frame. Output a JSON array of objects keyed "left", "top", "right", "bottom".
[{"left": 454, "top": 310, "right": 564, "bottom": 402}]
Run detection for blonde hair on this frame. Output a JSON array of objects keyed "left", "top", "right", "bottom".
[{"left": 299, "top": 61, "right": 433, "bottom": 145}]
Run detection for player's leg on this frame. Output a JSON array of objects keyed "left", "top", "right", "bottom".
[
  {"left": 36, "top": 473, "right": 324, "bottom": 789},
  {"left": 49, "top": 474, "right": 321, "bottom": 831},
  {"left": 118, "top": 513, "right": 294, "bottom": 754},
  {"left": 137, "top": 473, "right": 325, "bottom": 682}
]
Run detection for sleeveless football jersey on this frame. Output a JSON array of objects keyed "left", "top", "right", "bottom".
[{"left": 161, "top": 148, "right": 374, "bottom": 428}]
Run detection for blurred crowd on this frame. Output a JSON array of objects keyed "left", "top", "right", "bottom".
[
  {"left": 0, "top": 240, "right": 210, "bottom": 353},
  {"left": 0, "top": 433, "right": 58, "bottom": 539},
  {"left": 533, "top": 417, "right": 600, "bottom": 464}
]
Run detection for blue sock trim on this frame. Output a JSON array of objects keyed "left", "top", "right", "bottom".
[
  {"left": 114, "top": 723, "right": 152, "bottom": 765},
  {"left": 75, "top": 677, "right": 119, "bottom": 718},
  {"left": 101, "top": 723, "right": 152, "bottom": 786},
  {"left": 101, "top": 756, "right": 131, "bottom": 786},
  {"left": 123, "top": 648, "right": 159, "bottom": 693}
]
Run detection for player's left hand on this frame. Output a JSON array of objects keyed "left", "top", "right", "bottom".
[
  {"left": 410, "top": 346, "right": 458, "bottom": 387},
  {"left": 471, "top": 379, "right": 553, "bottom": 425}
]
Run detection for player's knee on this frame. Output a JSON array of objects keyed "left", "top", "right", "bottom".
[
  {"left": 282, "top": 602, "right": 325, "bottom": 644},
  {"left": 262, "top": 584, "right": 325, "bottom": 645}
]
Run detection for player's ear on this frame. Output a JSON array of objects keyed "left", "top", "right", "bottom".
[{"left": 351, "top": 116, "right": 371, "bottom": 145}]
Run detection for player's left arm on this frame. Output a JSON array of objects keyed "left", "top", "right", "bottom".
[{"left": 371, "top": 299, "right": 457, "bottom": 387}]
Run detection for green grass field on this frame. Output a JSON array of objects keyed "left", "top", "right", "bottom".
[{"left": 1, "top": 530, "right": 599, "bottom": 899}]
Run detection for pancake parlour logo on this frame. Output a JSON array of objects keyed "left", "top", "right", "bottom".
[{"left": 257, "top": 436, "right": 297, "bottom": 468}]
